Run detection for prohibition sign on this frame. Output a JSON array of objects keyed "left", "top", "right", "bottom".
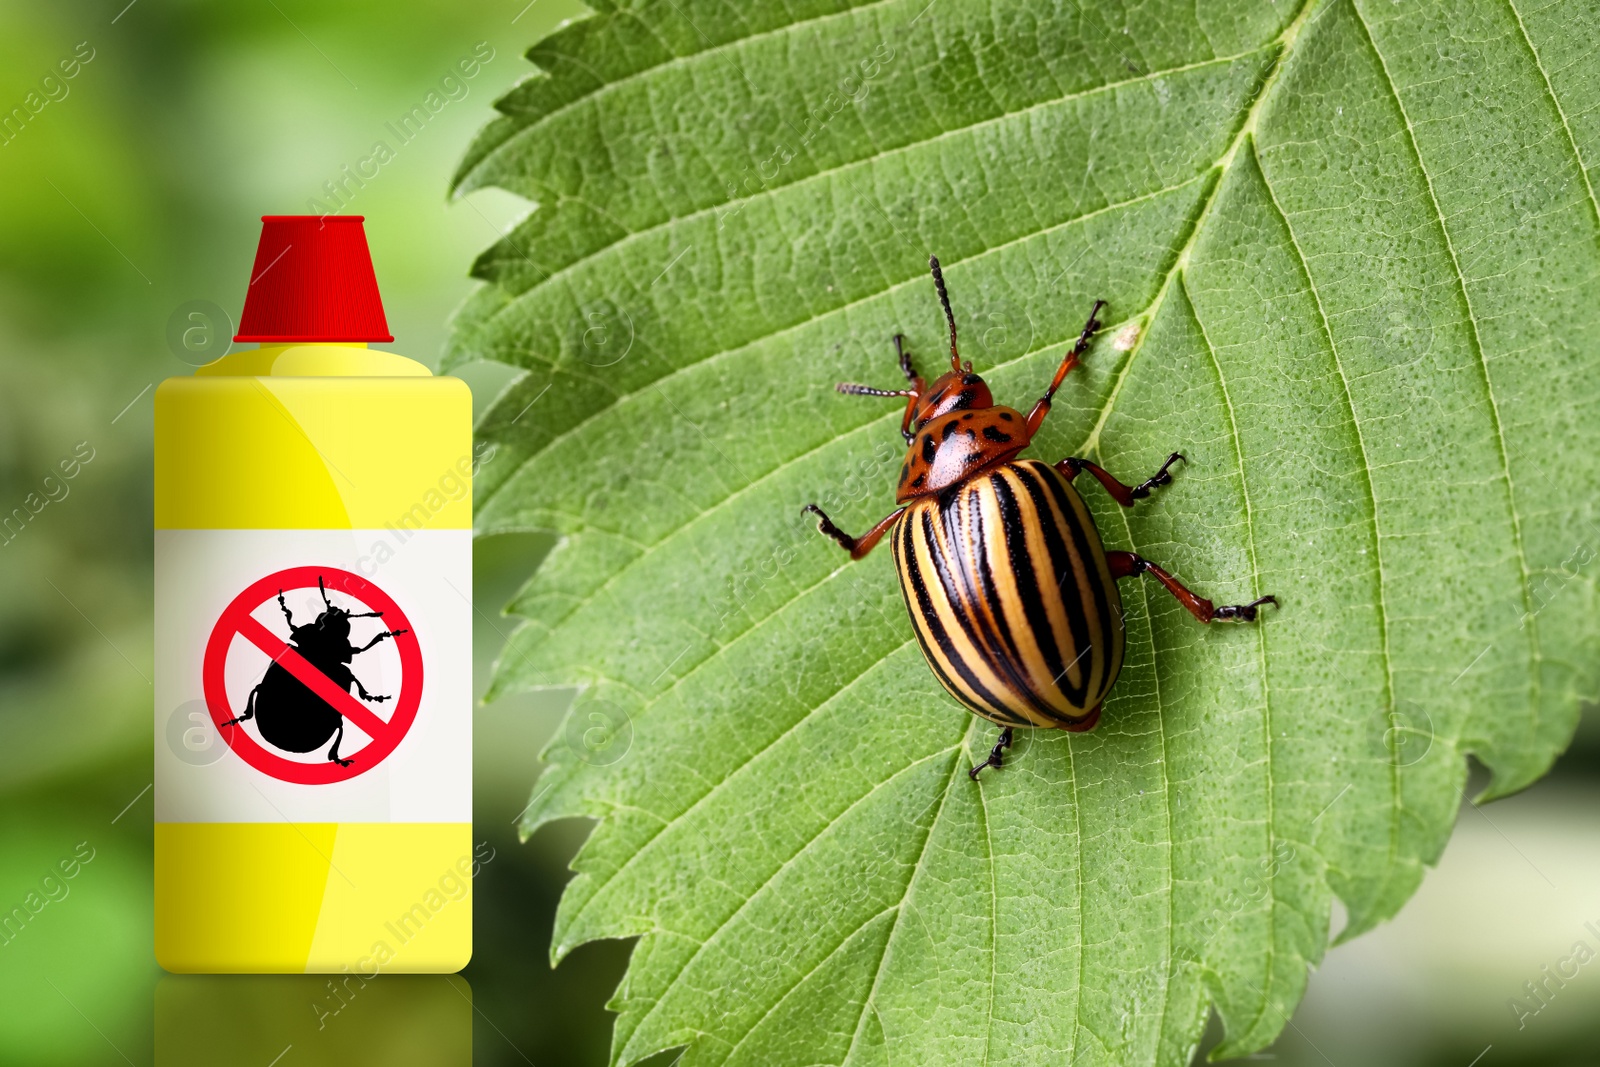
[{"left": 203, "top": 566, "right": 423, "bottom": 785}]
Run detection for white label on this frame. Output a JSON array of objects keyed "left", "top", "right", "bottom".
[{"left": 155, "top": 528, "right": 470, "bottom": 823}]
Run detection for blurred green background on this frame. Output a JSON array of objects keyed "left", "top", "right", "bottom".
[{"left": 0, "top": 1, "right": 1596, "bottom": 1064}]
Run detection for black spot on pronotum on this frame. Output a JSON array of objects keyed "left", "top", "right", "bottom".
[
  {"left": 921, "top": 434, "right": 938, "bottom": 462},
  {"left": 998, "top": 411, "right": 1014, "bottom": 422},
  {"left": 911, "top": 472, "right": 926, "bottom": 488},
  {"left": 983, "top": 426, "right": 1013, "bottom": 443},
  {"left": 962, "top": 413, "right": 975, "bottom": 421},
  {"left": 900, "top": 462, "right": 911, "bottom": 485},
  {"left": 943, "top": 421, "right": 960, "bottom": 440},
  {"left": 962, "top": 374, "right": 980, "bottom": 386}
]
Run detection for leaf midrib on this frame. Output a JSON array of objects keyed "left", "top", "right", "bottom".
[
  {"left": 1062, "top": 0, "right": 1324, "bottom": 1045},
  {"left": 545, "top": 0, "right": 1311, "bottom": 1040}
]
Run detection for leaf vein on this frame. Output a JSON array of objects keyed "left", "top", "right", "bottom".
[
  {"left": 635, "top": 740, "right": 963, "bottom": 1064},
  {"left": 837, "top": 741, "right": 969, "bottom": 1065},
  {"left": 1109, "top": 502, "right": 1177, "bottom": 1058},
  {"left": 471, "top": 46, "right": 1262, "bottom": 321},
  {"left": 1251, "top": 134, "right": 1401, "bottom": 923},
  {"left": 557, "top": 609, "right": 917, "bottom": 945},
  {"left": 485, "top": 175, "right": 1207, "bottom": 583},
  {"left": 976, "top": 752, "right": 997, "bottom": 1067},
  {"left": 1186, "top": 272, "right": 1281, "bottom": 1047},
  {"left": 460, "top": 0, "right": 906, "bottom": 194},
  {"left": 1349, "top": 0, "right": 1543, "bottom": 740},
  {"left": 1503, "top": 0, "right": 1600, "bottom": 240}
]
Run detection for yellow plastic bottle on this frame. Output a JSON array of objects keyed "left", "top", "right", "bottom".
[{"left": 154, "top": 216, "right": 473, "bottom": 973}]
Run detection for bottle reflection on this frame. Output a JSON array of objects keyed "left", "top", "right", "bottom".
[{"left": 156, "top": 973, "right": 470, "bottom": 1065}]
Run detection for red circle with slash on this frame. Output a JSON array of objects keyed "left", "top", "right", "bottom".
[{"left": 202, "top": 566, "right": 423, "bottom": 785}]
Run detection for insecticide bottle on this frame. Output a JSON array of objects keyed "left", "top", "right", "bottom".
[{"left": 154, "top": 216, "right": 473, "bottom": 973}]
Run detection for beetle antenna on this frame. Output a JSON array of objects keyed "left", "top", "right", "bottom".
[
  {"left": 928, "top": 255, "right": 960, "bottom": 371},
  {"left": 319, "top": 576, "right": 331, "bottom": 611},
  {"left": 836, "top": 383, "right": 914, "bottom": 398}
]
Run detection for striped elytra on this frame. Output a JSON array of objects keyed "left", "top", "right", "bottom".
[
  {"left": 891, "top": 459, "right": 1123, "bottom": 729},
  {"left": 804, "top": 255, "right": 1276, "bottom": 777}
]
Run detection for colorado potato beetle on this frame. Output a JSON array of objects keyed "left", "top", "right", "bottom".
[{"left": 804, "top": 257, "right": 1276, "bottom": 778}]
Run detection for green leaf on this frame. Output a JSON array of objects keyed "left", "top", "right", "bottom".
[{"left": 450, "top": 0, "right": 1600, "bottom": 1062}]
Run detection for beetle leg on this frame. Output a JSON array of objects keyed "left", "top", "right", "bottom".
[
  {"left": 327, "top": 722, "right": 353, "bottom": 767},
  {"left": 352, "top": 676, "right": 390, "bottom": 703},
  {"left": 893, "top": 333, "right": 919, "bottom": 383},
  {"left": 1023, "top": 299, "right": 1106, "bottom": 437},
  {"left": 1106, "top": 552, "right": 1278, "bottom": 623},
  {"left": 802, "top": 504, "right": 906, "bottom": 561},
  {"left": 221, "top": 686, "right": 260, "bottom": 728},
  {"left": 968, "top": 726, "right": 1013, "bottom": 780},
  {"left": 894, "top": 334, "right": 924, "bottom": 443},
  {"left": 1056, "top": 453, "right": 1184, "bottom": 507},
  {"left": 899, "top": 393, "right": 921, "bottom": 445},
  {"left": 353, "top": 629, "right": 408, "bottom": 654}
]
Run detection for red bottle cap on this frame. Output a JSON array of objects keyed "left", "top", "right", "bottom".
[{"left": 233, "top": 215, "right": 394, "bottom": 343}]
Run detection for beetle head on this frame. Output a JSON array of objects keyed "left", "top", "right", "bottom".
[
  {"left": 299, "top": 576, "right": 380, "bottom": 656},
  {"left": 909, "top": 367, "right": 993, "bottom": 430},
  {"left": 312, "top": 608, "right": 354, "bottom": 642},
  {"left": 831, "top": 257, "right": 999, "bottom": 441}
]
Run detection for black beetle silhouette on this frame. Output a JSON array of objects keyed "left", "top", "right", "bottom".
[{"left": 222, "top": 576, "right": 408, "bottom": 767}]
